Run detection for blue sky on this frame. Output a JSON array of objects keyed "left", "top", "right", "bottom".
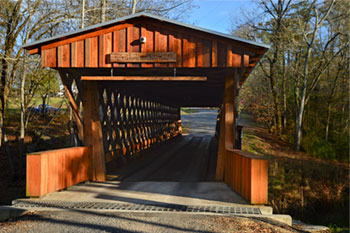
[{"left": 190, "top": 0, "right": 256, "bottom": 34}]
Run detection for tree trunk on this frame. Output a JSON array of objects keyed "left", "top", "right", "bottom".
[
  {"left": 81, "top": 0, "right": 85, "bottom": 29},
  {"left": 131, "top": 0, "right": 137, "bottom": 14},
  {"left": 282, "top": 49, "right": 288, "bottom": 130},
  {"left": 269, "top": 61, "right": 282, "bottom": 135},
  {"left": 19, "top": 55, "right": 28, "bottom": 174},
  {"left": 295, "top": 45, "right": 312, "bottom": 151},
  {"left": 101, "top": 0, "right": 106, "bottom": 23}
]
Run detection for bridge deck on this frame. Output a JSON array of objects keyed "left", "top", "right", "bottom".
[{"left": 107, "top": 135, "right": 218, "bottom": 182}]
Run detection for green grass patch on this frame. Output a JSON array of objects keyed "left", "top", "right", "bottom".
[{"left": 180, "top": 108, "right": 199, "bottom": 115}]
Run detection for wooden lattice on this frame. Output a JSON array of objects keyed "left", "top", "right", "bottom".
[{"left": 99, "top": 87, "right": 181, "bottom": 162}]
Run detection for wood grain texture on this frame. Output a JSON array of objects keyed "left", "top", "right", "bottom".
[
  {"left": 71, "top": 40, "right": 84, "bottom": 67},
  {"left": 26, "top": 147, "right": 89, "bottom": 197},
  {"left": 216, "top": 106, "right": 225, "bottom": 181},
  {"left": 212, "top": 41, "right": 217, "bottom": 67},
  {"left": 41, "top": 23, "right": 133, "bottom": 51},
  {"left": 42, "top": 48, "right": 57, "bottom": 67},
  {"left": 108, "top": 52, "right": 176, "bottom": 63},
  {"left": 197, "top": 39, "right": 203, "bottom": 67},
  {"left": 99, "top": 32, "right": 112, "bottom": 67},
  {"left": 174, "top": 33, "right": 182, "bottom": 67},
  {"left": 217, "top": 43, "right": 227, "bottom": 67},
  {"left": 113, "top": 28, "right": 127, "bottom": 67},
  {"left": 127, "top": 26, "right": 140, "bottom": 67},
  {"left": 81, "top": 76, "right": 207, "bottom": 81},
  {"left": 155, "top": 30, "right": 168, "bottom": 67},
  {"left": 83, "top": 81, "right": 106, "bottom": 182},
  {"left": 141, "top": 26, "right": 154, "bottom": 67},
  {"left": 202, "top": 39, "right": 211, "bottom": 67},
  {"left": 183, "top": 36, "right": 196, "bottom": 67},
  {"left": 85, "top": 37, "right": 98, "bottom": 67},
  {"left": 58, "top": 44, "right": 70, "bottom": 67}
]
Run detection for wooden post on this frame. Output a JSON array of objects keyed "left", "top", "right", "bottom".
[
  {"left": 82, "top": 81, "right": 106, "bottom": 181},
  {"left": 216, "top": 70, "right": 237, "bottom": 181}
]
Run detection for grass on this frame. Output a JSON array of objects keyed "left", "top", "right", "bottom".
[
  {"left": 180, "top": 107, "right": 199, "bottom": 115},
  {"left": 7, "top": 96, "right": 68, "bottom": 109}
]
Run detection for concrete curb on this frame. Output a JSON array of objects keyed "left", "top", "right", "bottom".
[
  {"left": 237, "top": 213, "right": 293, "bottom": 226},
  {"left": 0, "top": 206, "right": 28, "bottom": 221}
]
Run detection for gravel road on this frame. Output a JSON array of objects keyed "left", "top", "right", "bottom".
[{"left": 0, "top": 211, "right": 300, "bottom": 233}]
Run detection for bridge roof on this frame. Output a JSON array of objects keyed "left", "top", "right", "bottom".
[
  {"left": 24, "top": 13, "right": 269, "bottom": 107},
  {"left": 23, "top": 13, "right": 269, "bottom": 50}
]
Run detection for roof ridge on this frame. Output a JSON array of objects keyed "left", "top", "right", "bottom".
[{"left": 23, "top": 13, "right": 270, "bottom": 49}]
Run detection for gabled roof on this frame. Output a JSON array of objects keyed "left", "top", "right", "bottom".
[{"left": 23, "top": 12, "right": 270, "bottom": 50}]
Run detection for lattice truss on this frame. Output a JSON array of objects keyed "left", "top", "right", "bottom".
[
  {"left": 60, "top": 71, "right": 84, "bottom": 143},
  {"left": 98, "top": 87, "right": 181, "bottom": 161}
]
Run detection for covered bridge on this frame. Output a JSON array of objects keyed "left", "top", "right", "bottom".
[{"left": 24, "top": 13, "right": 269, "bottom": 204}]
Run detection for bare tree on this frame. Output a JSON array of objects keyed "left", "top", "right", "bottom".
[{"left": 294, "top": 0, "right": 343, "bottom": 151}]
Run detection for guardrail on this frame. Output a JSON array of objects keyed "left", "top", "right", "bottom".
[
  {"left": 225, "top": 149, "right": 268, "bottom": 204},
  {"left": 26, "top": 147, "right": 90, "bottom": 197}
]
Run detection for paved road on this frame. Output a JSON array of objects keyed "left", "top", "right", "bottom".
[{"left": 181, "top": 109, "right": 218, "bottom": 136}]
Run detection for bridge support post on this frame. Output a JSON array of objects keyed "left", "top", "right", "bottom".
[
  {"left": 216, "top": 69, "right": 238, "bottom": 181},
  {"left": 82, "top": 81, "right": 106, "bottom": 181}
]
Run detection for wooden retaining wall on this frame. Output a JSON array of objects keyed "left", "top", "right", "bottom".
[
  {"left": 26, "top": 147, "right": 90, "bottom": 197},
  {"left": 224, "top": 149, "right": 268, "bottom": 204}
]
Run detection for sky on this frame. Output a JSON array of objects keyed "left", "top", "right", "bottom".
[{"left": 190, "top": 0, "right": 256, "bottom": 34}]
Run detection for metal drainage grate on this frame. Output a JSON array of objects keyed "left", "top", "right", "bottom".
[{"left": 12, "top": 200, "right": 261, "bottom": 215}]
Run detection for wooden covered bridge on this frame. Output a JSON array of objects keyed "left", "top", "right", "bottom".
[{"left": 24, "top": 13, "right": 269, "bottom": 204}]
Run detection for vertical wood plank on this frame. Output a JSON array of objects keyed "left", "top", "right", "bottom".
[
  {"left": 216, "top": 106, "right": 225, "bottom": 181},
  {"left": 250, "top": 159, "right": 268, "bottom": 204},
  {"left": 227, "top": 46, "right": 233, "bottom": 67},
  {"left": 212, "top": 41, "right": 217, "bottom": 67},
  {"left": 42, "top": 47, "right": 57, "bottom": 68},
  {"left": 168, "top": 34, "right": 175, "bottom": 68},
  {"left": 71, "top": 42, "right": 77, "bottom": 67},
  {"left": 216, "top": 71, "right": 236, "bottom": 181},
  {"left": 58, "top": 44, "right": 70, "bottom": 67},
  {"left": 26, "top": 155, "right": 41, "bottom": 196},
  {"left": 40, "top": 154, "right": 48, "bottom": 196},
  {"left": 197, "top": 39, "right": 203, "bottom": 67},
  {"left": 141, "top": 26, "right": 154, "bottom": 68},
  {"left": 83, "top": 81, "right": 106, "bottom": 181},
  {"left": 183, "top": 36, "right": 196, "bottom": 67},
  {"left": 47, "top": 151, "right": 56, "bottom": 193},
  {"left": 232, "top": 53, "right": 241, "bottom": 67},
  {"left": 113, "top": 28, "right": 127, "bottom": 67},
  {"left": 174, "top": 33, "right": 182, "bottom": 67},
  {"left": 71, "top": 40, "right": 84, "bottom": 67},
  {"left": 155, "top": 30, "right": 168, "bottom": 67},
  {"left": 99, "top": 32, "right": 112, "bottom": 67},
  {"left": 85, "top": 37, "right": 98, "bottom": 67},
  {"left": 244, "top": 54, "right": 249, "bottom": 67},
  {"left": 127, "top": 26, "right": 140, "bottom": 67},
  {"left": 202, "top": 39, "right": 211, "bottom": 67},
  {"left": 217, "top": 43, "right": 227, "bottom": 67}
]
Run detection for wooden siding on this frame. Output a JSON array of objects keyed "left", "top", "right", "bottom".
[
  {"left": 41, "top": 23, "right": 252, "bottom": 69},
  {"left": 26, "top": 147, "right": 90, "bottom": 197}
]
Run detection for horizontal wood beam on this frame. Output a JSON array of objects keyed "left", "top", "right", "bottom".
[
  {"left": 81, "top": 76, "right": 207, "bottom": 81},
  {"left": 28, "top": 48, "right": 39, "bottom": 55},
  {"left": 108, "top": 52, "right": 176, "bottom": 63}
]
